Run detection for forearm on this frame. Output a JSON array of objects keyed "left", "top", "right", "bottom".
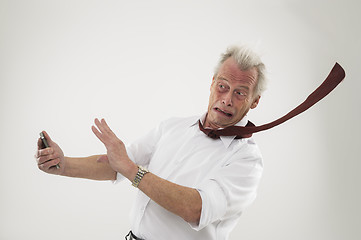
[
  {"left": 63, "top": 155, "right": 117, "bottom": 181},
  {"left": 135, "top": 170, "right": 202, "bottom": 223},
  {"left": 91, "top": 118, "right": 202, "bottom": 223}
]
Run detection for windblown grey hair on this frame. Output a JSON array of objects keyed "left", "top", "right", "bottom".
[{"left": 214, "top": 45, "right": 267, "bottom": 97}]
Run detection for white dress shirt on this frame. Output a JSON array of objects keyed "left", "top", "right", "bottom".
[{"left": 116, "top": 114, "right": 263, "bottom": 240}]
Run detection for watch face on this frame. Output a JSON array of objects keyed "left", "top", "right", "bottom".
[{"left": 139, "top": 166, "right": 149, "bottom": 174}]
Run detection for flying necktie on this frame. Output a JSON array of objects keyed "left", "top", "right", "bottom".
[{"left": 199, "top": 62, "right": 346, "bottom": 139}]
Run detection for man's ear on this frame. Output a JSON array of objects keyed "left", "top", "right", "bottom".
[
  {"left": 210, "top": 76, "right": 216, "bottom": 90},
  {"left": 251, "top": 95, "right": 261, "bottom": 109}
]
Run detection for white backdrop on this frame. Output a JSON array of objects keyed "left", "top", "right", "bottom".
[{"left": 1, "top": 0, "right": 360, "bottom": 239}]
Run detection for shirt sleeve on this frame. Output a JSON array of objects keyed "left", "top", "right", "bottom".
[
  {"left": 114, "top": 121, "right": 164, "bottom": 183},
  {"left": 192, "top": 141, "right": 263, "bottom": 231}
]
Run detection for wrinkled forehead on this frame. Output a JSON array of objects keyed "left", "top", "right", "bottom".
[{"left": 215, "top": 58, "right": 258, "bottom": 85}]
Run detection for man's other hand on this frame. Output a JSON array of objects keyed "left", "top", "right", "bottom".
[{"left": 35, "top": 131, "right": 65, "bottom": 175}]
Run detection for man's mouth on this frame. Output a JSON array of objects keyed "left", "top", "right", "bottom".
[{"left": 214, "top": 108, "right": 233, "bottom": 118}]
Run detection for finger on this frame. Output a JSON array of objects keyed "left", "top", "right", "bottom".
[
  {"left": 104, "top": 120, "right": 119, "bottom": 140},
  {"left": 35, "top": 147, "right": 53, "bottom": 159},
  {"left": 37, "top": 137, "right": 43, "bottom": 150},
  {"left": 96, "top": 118, "right": 115, "bottom": 137},
  {"left": 38, "top": 147, "right": 54, "bottom": 156},
  {"left": 91, "top": 125, "right": 106, "bottom": 144},
  {"left": 38, "top": 158, "right": 61, "bottom": 170},
  {"left": 100, "top": 118, "right": 113, "bottom": 134},
  {"left": 41, "top": 130, "right": 53, "bottom": 144},
  {"left": 37, "top": 151, "right": 57, "bottom": 165},
  {"left": 94, "top": 118, "right": 108, "bottom": 134},
  {"left": 37, "top": 156, "right": 52, "bottom": 165},
  {"left": 94, "top": 118, "right": 116, "bottom": 141}
]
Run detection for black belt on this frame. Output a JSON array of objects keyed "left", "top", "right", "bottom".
[{"left": 125, "top": 231, "right": 144, "bottom": 240}]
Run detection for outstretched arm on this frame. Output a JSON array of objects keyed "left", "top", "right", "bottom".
[{"left": 35, "top": 131, "right": 116, "bottom": 181}]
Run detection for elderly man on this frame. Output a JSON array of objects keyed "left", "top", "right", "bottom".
[{"left": 36, "top": 45, "right": 266, "bottom": 240}]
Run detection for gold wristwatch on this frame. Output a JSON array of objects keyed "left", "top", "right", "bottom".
[{"left": 132, "top": 166, "right": 149, "bottom": 188}]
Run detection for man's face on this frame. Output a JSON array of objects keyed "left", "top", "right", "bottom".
[{"left": 205, "top": 57, "right": 260, "bottom": 129}]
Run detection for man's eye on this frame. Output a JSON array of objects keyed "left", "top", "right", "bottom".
[
  {"left": 218, "top": 84, "right": 227, "bottom": 91},
  {"left": 236, "top": 91, "right": 246, "bottom": 96}
]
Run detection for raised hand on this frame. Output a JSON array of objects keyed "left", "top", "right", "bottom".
[{"left": 91, "top": 118, "right": 136, "bottom": 180}]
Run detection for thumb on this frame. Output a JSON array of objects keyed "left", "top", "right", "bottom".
[
  {"left": 97, "top": 155, "right": 109, "bottom": 163},
  {"left": 41, "top": 130, "right": 53, "bottom": 144}
]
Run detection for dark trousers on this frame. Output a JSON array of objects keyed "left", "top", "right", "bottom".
[{"left": 125, "top": 231, "right": 144, "bottom": 240}]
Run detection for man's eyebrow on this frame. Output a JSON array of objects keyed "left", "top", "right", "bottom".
[
  {"left": 239, "top": 86, "right": 250, "bottom": 91},
  {"left": 217, "top": 76, "right": 250, "bottom": 90},
  {"left": 217, "top": 76, "right": 228, "bottom": 82}
]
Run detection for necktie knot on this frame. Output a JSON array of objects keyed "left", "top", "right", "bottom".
[
  {"left": 198, "top": 120, "right": 255, "bottom": 139},
  {"left": 198, "top": 120, "right": 218, "bottom": 139},
  {"left": 207, "top": 131, "right": 218, "bottom": 139}
]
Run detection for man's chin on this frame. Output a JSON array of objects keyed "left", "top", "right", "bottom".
[
  {"left": 205, "top": 112, "right": 239, "bottom": 129},
  {"left": 209, "top": 118, "right": 235, "bottom": 129}
]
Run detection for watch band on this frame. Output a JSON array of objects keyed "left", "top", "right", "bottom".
[{"left": 132, "top": 166, "right": 149, "bottom": 188}]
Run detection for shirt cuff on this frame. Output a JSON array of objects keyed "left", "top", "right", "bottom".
[
  {"left": 189, "top": 179, "right": 227, "bottom": 231},
  {"left": 112, "top": 172, "right": 126, "bottom": 184}
]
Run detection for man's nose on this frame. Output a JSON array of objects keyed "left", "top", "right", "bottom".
[{"left": 222, "top": 92, "right": 233, "bottom": 106}]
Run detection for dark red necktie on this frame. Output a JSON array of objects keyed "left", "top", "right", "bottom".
[{"left": 199, "top": 63, "right": 346, "bottom": 139}]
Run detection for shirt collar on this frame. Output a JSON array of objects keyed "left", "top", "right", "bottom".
[{"left": 191, "top": 113, "right": 249, "bottom": 148}]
